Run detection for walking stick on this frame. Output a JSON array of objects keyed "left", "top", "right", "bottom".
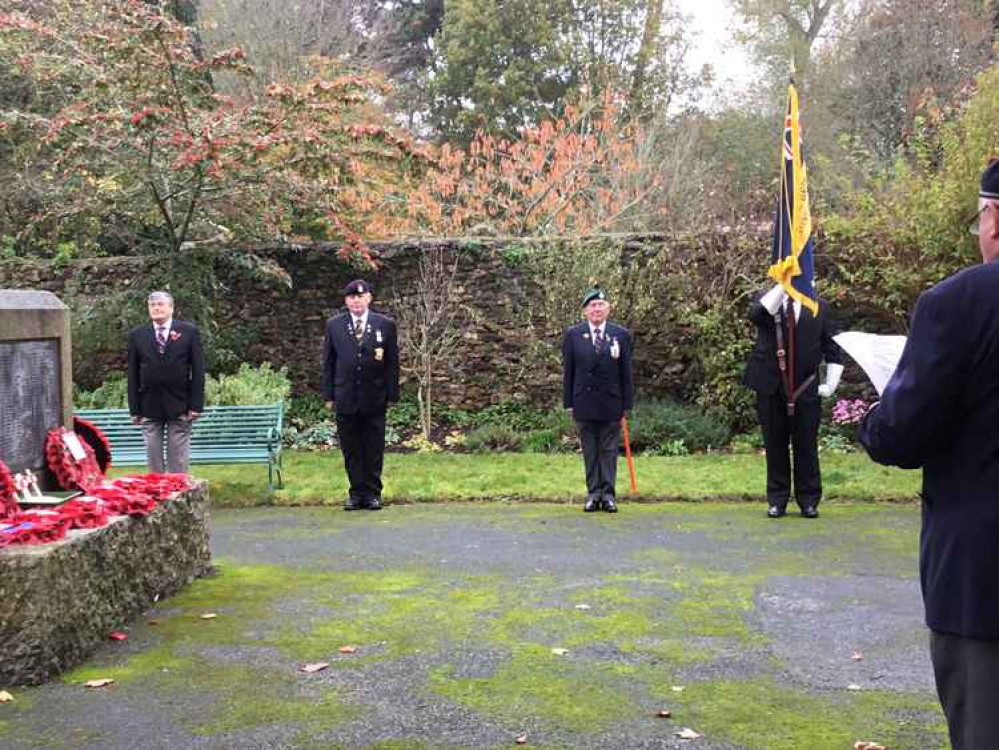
[{"left": 621, "top": 416, "right": 638, "bottom": 493}]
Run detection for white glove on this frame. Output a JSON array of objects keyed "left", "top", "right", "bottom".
[
  {"left": 760, "top": 284, "right": 788, "bottom": 315},
  {"left": 817, "top": 363, "right": 844, "bottom": 398}
]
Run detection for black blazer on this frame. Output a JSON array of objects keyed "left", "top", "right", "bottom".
[
  {"left": 860, "top": 260, "right": 999, "bottom": 639},
  {"left": 742, "top": 293, "right": 841, "bottom": 401},
  {"left": 562, "top": 322, "right": 634, "bottom": 422},
  {"left": 127, "top": 320, "right": 206, "bottom": 421},
  {"left": 320, "top": 311, "right": 400, "bottom": 415}
]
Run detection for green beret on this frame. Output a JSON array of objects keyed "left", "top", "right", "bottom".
[{"left": 581, "top": 288, "right": 607, "bottom": 307}]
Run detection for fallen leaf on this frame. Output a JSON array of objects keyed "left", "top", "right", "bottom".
[
  {"left": 300, "top": 662, "right": 329, "bottom": 673},
  {"left": 656, "top": 709, "right": 673, "bottom": 718},
  {"left": 847, "top": 684, "right": 863, "bottom": 691},
  {"left": 515, "top": 734, "right": 528, "bottom": 745},
  {"left": 854, "top": 743, "right": 887, "bottom": 750},
  {"left": 676, "top": 727, "right": 701, "bottom": 739},
  {"left": 550, "top": 648, "right": 569, "bottom": 656},
  {"left": 671, "top": 685, "right": 685, "bottom": 692},
  {"left": 84, "top": 679, "right": 115, "bottom": 688},
  {"left": 109, "top": 631, "right": 128, "bottom": 641},
  {"left": 148, "top": 619, "right": 161, "bottom": 626},
  {"left": 200, "top": 613, "right": 218, "bottom": 620},
  {"left": 852, "top": 652, "right": 864, "bottom": 661},
  {"left": 574, "top": 604, "right": 591, "bottom": 610},
  {"left": 0, "top": 691, "right": 13, "bottom": 703},
  {"left": 339, "top": 645, "right": 357, "bottom": 654}
]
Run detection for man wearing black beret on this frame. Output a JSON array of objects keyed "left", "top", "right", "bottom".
[
  {"left": 859, "top": 159, "right": 999, "bottom": 748},
  {"left": 562, "top": 288, "right": 634, "bottom": 512},
  {"left": 321, "top": 279, "right": 400, "bottom": 510}
]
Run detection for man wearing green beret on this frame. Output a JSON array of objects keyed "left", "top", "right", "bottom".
[{"left": 562, "top": 289, "right": 635, "bottom": 512}]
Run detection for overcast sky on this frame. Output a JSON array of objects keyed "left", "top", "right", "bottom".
[{"left": 676, "top": 0, "right": 757, "bottom": 95}]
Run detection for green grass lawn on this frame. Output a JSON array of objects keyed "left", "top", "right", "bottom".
[{"left": 158, "top": 450, "right": 922, "bottom": 507}]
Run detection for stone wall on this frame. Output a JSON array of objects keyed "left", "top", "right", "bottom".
[
  {"left": 0, "top": 483, "right": 212, "bottom": 686},
  {"left": 0, "top": 235, "right": 768, "bottom": 410}
]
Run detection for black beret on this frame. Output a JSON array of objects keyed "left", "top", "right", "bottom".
[
  {"left": 981, "top": 159, "right": 999, "bottom": 199},
  {"left": 341, "top": 279, "right": 372, "bottom": 296}
]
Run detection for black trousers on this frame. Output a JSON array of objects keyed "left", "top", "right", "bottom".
[
  {"left": 577, "top": 419, "right": 621, "bottom": 499},
  {"left": 930, "top": 630, "right": 999, "bottom": 749},
  {"left": 336, "top": 411, "right": 386, "bottom": 501},
  {"left": 756, "top": 393, "right": 821, "bottom": 509}
]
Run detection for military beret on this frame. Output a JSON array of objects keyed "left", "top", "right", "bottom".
[
  {"left": 982, "top": 159, "right": 999, "bottom": 199},
  {"left": 341, "top": 279, "right": 372, "bottom": 296},
  {"left": 581, "top": 288, "right": 608, "bottom": 307}
]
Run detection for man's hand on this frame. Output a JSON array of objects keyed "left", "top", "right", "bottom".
[
  {"left": 186, "top": 410, "right": 201, "bottom": 421},
  {"left": 325, "top": 401, "right": 334, "bottom": 410},
  {"left": 131, "top": 415, "right": 142, "bottom": 426},
  {"left": 817, "top": 363, "right": 844, "bottom": 398}
]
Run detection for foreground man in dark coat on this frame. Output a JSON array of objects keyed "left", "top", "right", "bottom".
[
  {"left": 562, "top": 288, "right": 634, "bottom": 513},
  {"left": 742, "top": 285, "right": 842, "bottom": 518},
  {"left": 321, "top": 279, "right": 399, "bottom": 510},
  {"left": 859, "top": 160, "right": 999, "bottom": 750},
  {"left": 127, "top": 291, "right": 205, "bottom": 474}
]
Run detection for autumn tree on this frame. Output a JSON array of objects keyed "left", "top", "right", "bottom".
[{"left": 0, "top": 0, "right": 423, "bottom": 259}]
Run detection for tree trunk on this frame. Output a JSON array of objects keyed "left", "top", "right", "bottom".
[{"left": 629, "top": 0, "right": 665, "bottom": 119}]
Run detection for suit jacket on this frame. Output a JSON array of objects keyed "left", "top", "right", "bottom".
[
  {"left": 859, "top": 260, "right": 999, "bottom": 639},
  {"left": 320, "top": 310, "right": 400, "bottom": 415},
  {"left": 127, "top": 320, "right": 206, "bottom": 421},
  {"left": 562, "top": 322, "right": 634, "bottom": 422},
  {"left": 742, "top": 293, "right": 842, "bottom": 401}
]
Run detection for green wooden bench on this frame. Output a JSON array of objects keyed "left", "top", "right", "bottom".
[{"left": 75, "top": 403, "right": 284, "bottom": 491}]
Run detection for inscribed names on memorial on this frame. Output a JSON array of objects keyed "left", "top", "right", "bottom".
[{"left": 0, "top": 340, "right": 61, "bottom": 473}]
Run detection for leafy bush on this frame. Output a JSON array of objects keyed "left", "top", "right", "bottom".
[
  {"left": 74, "top": 373, "right": 128, "bottom": 409},
  {"left": 206, "top": 363, "right": 291, "bottom": 406},
  {"left": 469, "top": 402, "right": 548, "bottom": 431},
  {"left": 465, "top": 424, "right": 525, "bottom": 453},
  {"left": 283, "top": 421, "right": 338, "bottom": 451},
  {"left": 627, "top": 398, "right": 730, "bottom": 454},
  {"left": 728, "top": 431, "right": 763, "bottom": 454},
  {"left": 387, "top": 399, "right": 421, "bottom": 431},
  {"left": 287, "top": 394, "right": 330, "bottom": 427}
]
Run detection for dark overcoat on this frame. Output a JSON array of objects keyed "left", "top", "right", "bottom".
[
  {"left": 562, "top": 321, "right": 634, "bottom": 422},
  {"left": 860, "top": 260, "right": 999, "bottom": 638},
  {"left": 742, "top": 294, "right": 841, "bottom": 401},
  {"left": 127, "top": 320, "right": 206, "bottom": 421},
  {"left": 320, "top": 311, "right": 400, "bottom": 415}
]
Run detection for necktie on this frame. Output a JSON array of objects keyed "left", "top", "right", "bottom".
[
  {"left": 594, "top": 327, "right": 604, "bottom": 353},
  {"left": 155, "top": 326, "right": 167, "bottom": 354},
  {"left": 354, "top": 318, "right": 364, "bottom": 342}
]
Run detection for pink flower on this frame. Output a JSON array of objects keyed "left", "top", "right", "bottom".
[{"left": 169, "top": 331, "right": 181, "bottom": 341}]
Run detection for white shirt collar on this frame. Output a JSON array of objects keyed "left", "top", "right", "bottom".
[
  {"left": 589, "top": 323, "right": 605, "bottom": 337},
  {"left": 352, "top": 312, "right": 367, "bottom": 329},
  {"left": 154, "top": 319, "right": 173, "bottom": 331}
]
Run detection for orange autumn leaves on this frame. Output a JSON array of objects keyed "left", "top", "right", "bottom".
[{"left": 407, "top": 92, "right": 663, "bottom": 238}]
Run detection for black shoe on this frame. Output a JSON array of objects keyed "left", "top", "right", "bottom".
[
  {"left": 367, "top": 497, "right": 382, "bottom": 511},
  {"left": 801, "top": 506, "right": 819, "bottom": 519},
  {"left": 345, "top": 496, "right": 364, "bottom": 511},
  {"left": 603, "top": 496, "right": 618, "bottom": 513},
  {"left": 584, "top": 495, "right": 601, "bottom": 512},
  {"left": 767, "top": 505, "right": 786, "bottom": 518}
]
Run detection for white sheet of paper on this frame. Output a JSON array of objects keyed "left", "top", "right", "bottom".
[
  {"left": 63, "top": 432, "right": 88, "bottom": 461},
  {"left": 833, "top": 331, "right": 907, "bottom": 396}
]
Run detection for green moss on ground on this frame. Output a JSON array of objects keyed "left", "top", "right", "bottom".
[{"left": 667, "top": 677, "right": 947, "bottom": 750}]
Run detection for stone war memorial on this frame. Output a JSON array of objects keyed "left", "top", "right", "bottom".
[{"left": 0, "top": 289, "right": 211, "bottom": 686}]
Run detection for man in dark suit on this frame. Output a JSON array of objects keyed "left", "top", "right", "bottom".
[
  {"left": 742, "top": 284, "right": 843, "bottom": 518},
  {"left": 859, "top": 161, "right": 999, "bottom": 749},
  {"left": 321, "top": 279, "right": 400, "bottom": 510},
  {"left": 127, "top": 291, "right": 205, "bottom": 474},
  {"left": 562, "top": 288, "right": 634, "bottom": 513}
]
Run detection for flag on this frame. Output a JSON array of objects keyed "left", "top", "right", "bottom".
[{"left": 767, "top": 81, "right": 818, "bottom": 315}]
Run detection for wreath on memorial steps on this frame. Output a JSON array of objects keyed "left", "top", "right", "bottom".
[
  {"left": 0, "top": 459, "right": 18, "bottom": 521},
  {"left": 73, "top": 416, "right": 112, "bottom": 472},
  {"left": 45, "top": 427, "right": 104, "bottom": 493}
]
